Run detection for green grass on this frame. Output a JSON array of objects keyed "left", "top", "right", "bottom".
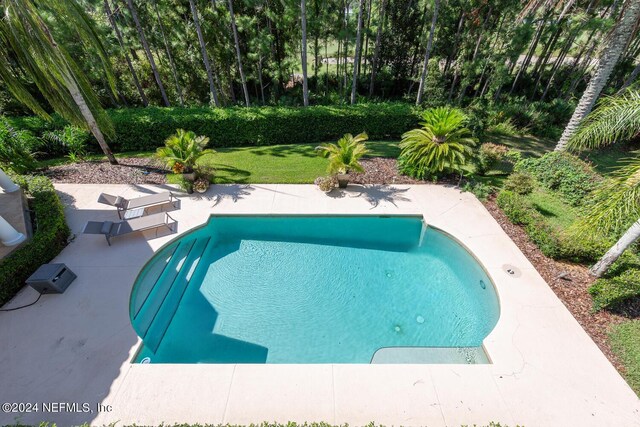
[
  {"left": 166, "top": 140, "right": 401, "bottom": 184},
  {"left": 525, "top": 187, "right": 578, "bottom": 229},
  {"left": 609, "top": 320, "right": 640, "bottom": 396},
  {"left": 582, "top": 143, "right": 640, "bottom": 177},
  {"left": 483, "top": 132, "right": 556, "bottom": 158}
]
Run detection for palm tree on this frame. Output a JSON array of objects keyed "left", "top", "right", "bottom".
[
  {"left": 567, "top": 90, "right": 640, "bottom": 276},
  {"left": 228, "top": 0, "right": 250, "bottom": 107},
  {"left": 350, "top": 0, "right": 365, "bottom": 104},
  {"left": 125, "top": 0, "right": 170, "bottom": 107},
  {"left": 189, "top": 0, "right": 221, "bottom": 107},
  {"left": 103, "top": 0, "right": 148, "bottom": 106},
  {"left": 156, "top": 129, "right": 214, "bottom": 174},
  {"left": 555, "top": 0, "right": 640, "bottom": 151},
  {"left": 416, "top": 0, "right": 440, "bottom": 106},
  {"left": 316, "top": 132, "right": 369, "bottom": 175},
  {"left": 301, "top": 0, "right": 309, "bottom": 106},
  {"left": 0, "top": 0, "right": 119, "bottom": 164},
  {"left": 399, "top": 107, "right": 477, "bottom": 177}
]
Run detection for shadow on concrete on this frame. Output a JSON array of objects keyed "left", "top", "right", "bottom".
[
  {"left": 327, "top": 184, "right": 411, "bottom": 208},
  {"left": 0, "top": 201, "right": 157, "bottom": 425}
]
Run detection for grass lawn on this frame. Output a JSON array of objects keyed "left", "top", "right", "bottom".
[
  {"left": 526, "top": 187, "right": 578, "bottom": 230},
  {"left": 167, "top": 140, "right": 401, "bottom": 184},
  {"left": 582, "top": 143, "right": 640, "bottom": 177},
  {"left": 609, "top": 320, "right": 640, "bottom": 396}
]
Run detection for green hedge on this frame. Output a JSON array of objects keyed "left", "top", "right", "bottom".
[
  {"left": 514, "top": 151, "right": 601, "bottom": 206},
  {"left": 589, "top": 269, "right": 640, "bottom": 311},
  {"left": 9, "top": 103, "right": 421, "bottom": 153},
  {"left": 0, "top": 174, "right": 69, "bottom": 306}
]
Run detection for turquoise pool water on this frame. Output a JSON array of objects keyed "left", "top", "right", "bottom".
[{"left": 131, "top": 215, "right": 499, "bottom": 364}]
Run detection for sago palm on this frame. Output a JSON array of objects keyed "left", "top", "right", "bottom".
[
  {"left": 156, "top": 129, "right": 213, "bottom": 174},
  {"left": 567, "top": 90, "right": 640, "bottom": 276},
  {"left": 399, "top": 107, "right": 476, "bottom": 177},
  {"left": 316, "top": 132, "right": 369, "bottom": 174},
  {"left": 0, "top": 0, "right": 119, "bottom": 164}
]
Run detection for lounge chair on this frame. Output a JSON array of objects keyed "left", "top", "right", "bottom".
[
  {"left": 82, "top": 212, "right": 177, "bottom": 246},
  {"left": 97, "top": 192, "right": 178, "bottom": 219}
]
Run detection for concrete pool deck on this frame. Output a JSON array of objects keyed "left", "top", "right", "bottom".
[{"left": 0, "top": 183, "right": 638, "bottom": 426}]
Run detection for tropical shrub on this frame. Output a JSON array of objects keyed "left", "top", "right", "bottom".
[
  {"left": 476, "top": 142, "right": 509, "bottom": 174},
  {"left": 0, "top": 117, "right": 40, "bottom": 173},
  {"left": 41, "top": 125, "right": 90, "bottom": 162},
  {"left": 503, "top": 172, "right": 536, "bottom": 195},
  {"left": 496, "top": 189, "right": 607, "bottom": 262},
  {"left": 0, "top": 174, "right": 69, "bottom": 306},
  {"left": 398, "top": 107, "right": 477, "bottom": 179},
  {"left": 589, "top": 269, "right": 640, "bottom": 311},
  {"left": 316, "top": 132, "right": 369, "bottom": 175},
  {"left": 9, "top": 104, "right": 420, "bottom": 153},
  {"left": 461, "top": 181, "right": 493, "bottom": 201},
  {"left": 156, "top": 129, "right": 213, "bottom": 174},
  {"left": 515, "top": 152, "right": 601, "bottom": 206}
]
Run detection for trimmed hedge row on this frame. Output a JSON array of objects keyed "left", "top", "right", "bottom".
[
  {"left": 589, "top": 269, "right": 640, "bottom": 311},
  {"left": 9, "top": 103, "right": 421, "bottom": 153},
  {"left": 0, "top": 174, "right": 69, "bottom": 306}
]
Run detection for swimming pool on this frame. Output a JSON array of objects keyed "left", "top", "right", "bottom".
[{"left": 131, "top": 215, "right": 499, "bottom": 364}]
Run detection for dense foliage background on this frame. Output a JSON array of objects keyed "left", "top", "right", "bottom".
[{"left": 0, "top": 0, "right": 636, "bottom": 115}]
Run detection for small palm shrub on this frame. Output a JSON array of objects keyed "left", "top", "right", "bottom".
[
  {"left": 398, "top": 107, "right": 477, "bottom": 179},
  {"left": 316, "top": 132, "right": 369, "bottom": 175},
  {"left": 156, "top": 129, "right": 213, "bottom": 174}
]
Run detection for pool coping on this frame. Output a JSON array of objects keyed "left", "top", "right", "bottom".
[{"left": 0, "top": 183, "right": 638, "bottom": 427}]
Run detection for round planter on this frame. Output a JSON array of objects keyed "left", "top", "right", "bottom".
[
  {"left": 337, "top": 174, "right": 349, "bottom": 189},
  {"left": 195, "top": 186, "right": 208, "bottom": 194}
]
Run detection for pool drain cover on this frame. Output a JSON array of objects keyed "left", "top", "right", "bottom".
[{"left": 502, "top": 264, "right": 521, "bottom": 278}]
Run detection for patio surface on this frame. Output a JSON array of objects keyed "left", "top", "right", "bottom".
[{"left": 0, "top": 183, "right": 638, "bottom": 426}]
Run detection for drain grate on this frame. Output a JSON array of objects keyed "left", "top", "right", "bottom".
[{"left": 502, "top": 264, "right": 522, "bottom": 278}]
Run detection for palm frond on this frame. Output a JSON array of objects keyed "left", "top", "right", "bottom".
[{"left": 567, "top": 90, "right": 640, "bottom": 151}]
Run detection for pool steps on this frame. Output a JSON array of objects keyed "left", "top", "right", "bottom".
[{"left": 143, "top": 237, "right": 214, "bottom": 352}]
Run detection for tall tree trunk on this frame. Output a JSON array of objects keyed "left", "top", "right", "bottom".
[
  {"left": 350, "top": 0, "right": 365, "bottom": 104},
  {"left": 125, "top": 0, "right": 170, "bottom": 106},
  {"left": 189, "top": 0, "right": 221, "bottom": 107},
  {"left": 228, "top": 0, "right": 250, "bottom": 106},
  {"left": 555, "top": 1, "right": 640, "bottom": 151},
  {"left": 444, "top": 11, "right": 464, "bottom": 74},
  {"left": 63, "top": 74, "right": 118, "bottom": 164},
  {"left": 301, "top": 0, "right": 310, "bottom": 106},
  {"left": 103, "top": 0, "right": 148, "bottom": 107},
  {"left": 509, "top": 9, "right": 550, "bottom": 96},
  {"left": 416, "top": 0, "right": 440, "bottom": 105},
  {"left": 591, "top": 219, "right": 640, "bottom": 277},
  {"left": 618, "top": 61, "right": 640, "bottom": 93},
  {"left": 343, "top": 0, "right": 350, "bottom": 93},
  {"left": 362, "top": 0, "right": 372, "bottom": 75},
  {"left": 151, "top": 0, "right": 184, "bottom": 106},
  {"left": 368, "top": 0, "right": 386, "bottom": 96}
]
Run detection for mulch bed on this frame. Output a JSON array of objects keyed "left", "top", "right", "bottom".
[
  {"left": 43, "top": 157, "right": 168, "bottom": 185},
  {"left": 484, "top": 196, "right": 638, "bottom": 373},
  {"left": 350, "top": 158, "right": 424, "bottom": 185}
]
